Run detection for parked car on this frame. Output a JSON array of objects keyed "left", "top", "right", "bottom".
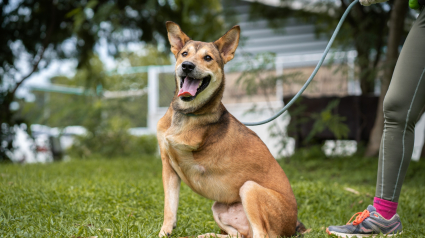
[{"left": 3, "top": 124, "right": 53, "bottom": 163}]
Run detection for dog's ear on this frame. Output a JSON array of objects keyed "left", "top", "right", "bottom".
[
  {"left": 214, "top": 25, "right": 240, "bottom": 64},
  {"left": 166, "top": 21, "right": 191, "bottom": 58}
]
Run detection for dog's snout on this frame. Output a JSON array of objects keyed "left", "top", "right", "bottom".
[{"left": 182, "top": 61, "right": 196, "bottom": 73}]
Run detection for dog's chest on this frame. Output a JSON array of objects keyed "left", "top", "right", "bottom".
[
  {"left": 163, "top": 132, "right": 205, "bottom": 181},
  {"left": 161, "top": 131, "right": 236, "bottom": 202}
]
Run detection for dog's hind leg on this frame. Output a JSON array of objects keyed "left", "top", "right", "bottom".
[{"left": 239, "top": 181, "right": 297, "bottom": 238}]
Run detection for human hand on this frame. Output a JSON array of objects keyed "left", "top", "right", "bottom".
[{"left": 359, "top": 0, "right": 388, "bottom": 6}]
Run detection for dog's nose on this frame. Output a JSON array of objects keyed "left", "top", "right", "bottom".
[{"left": 182, "top": 61, "right": 196, "bottom": 73}]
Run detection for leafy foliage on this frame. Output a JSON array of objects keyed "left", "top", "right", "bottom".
[
  {"left": 15, "top": 52, "right": 164, "bottom": 158},
  {"left": 19, "top": 48, "right": 171, "bottom": 128},
  {"left": 234, "top": 52, "right": 307, "bottom": 157},
  {"left": 0, "top": 0, "right": 231, "bottom": 160},
  {"left": 234, "top": 52, "right": 350, "bottom": 157},
  {"left": 69, "top": 116, "right": 157, "bottom": 158},
  {"left": 304, "top": 99, "right": 350, "bottom": 143},
  {"left": 235, "top": 53, "right": 305, "bottom": 97},
  {"left": 247, "top": 0, "right": 413, "bottom": 94}
]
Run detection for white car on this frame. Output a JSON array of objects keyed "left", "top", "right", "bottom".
[{"left": 4, "top": 124, "right": 53, "bottom": 163}]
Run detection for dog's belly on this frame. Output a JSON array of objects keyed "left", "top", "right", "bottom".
[{"left": 212, "top": 202, "right": 250, "bottom": 237}]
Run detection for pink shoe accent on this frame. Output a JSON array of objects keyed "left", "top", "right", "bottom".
[{"left": 373, "top": 197, "right": 398, "bottom": 220}]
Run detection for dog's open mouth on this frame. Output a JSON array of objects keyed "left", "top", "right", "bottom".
[{"left": 178, "top": 75, "right": 211, "bottom": 102}]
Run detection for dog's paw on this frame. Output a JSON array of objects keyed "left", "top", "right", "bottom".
[
  {"left": 159, "top": 220, "right": 176, "bottom": 237},
  {"left": 158, "top": 229, "right": 172, "bottom": 237}
]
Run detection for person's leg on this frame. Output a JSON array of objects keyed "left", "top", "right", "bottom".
[
  {"left": 327, "top": 7, "right": 425, "bottom": 237},
  {"left": 374, "top": 5, "right": 425, "bottom": 219}
]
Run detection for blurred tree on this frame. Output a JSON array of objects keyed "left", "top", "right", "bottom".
[
  {"left": 248, "top": 0, "right": 411, "bottom": 94},
  {"left": 20, "top": 47, "right": 171, "bottom": 128},
  {"left": 247, "top": 0, "right": 411, "bottom": 156},
  {"left": 0, "top": 0, "right": 227, "bottom": 160}
]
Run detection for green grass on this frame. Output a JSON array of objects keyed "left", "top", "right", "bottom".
[{"left": 0, "top": 151, "right": 424, "bottom": 237}]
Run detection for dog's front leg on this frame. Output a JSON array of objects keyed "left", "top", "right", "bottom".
[{"left": 159, "top": 155, "right": 181, "bottom": 237}]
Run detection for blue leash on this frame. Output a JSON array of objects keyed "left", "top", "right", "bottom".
[{"left": 242, "top": 0, "right": 359, "bottom": 126}]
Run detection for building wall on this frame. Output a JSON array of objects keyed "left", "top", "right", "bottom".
[{"left": 222, "top": 64, "right": 351, "bottom": 105}]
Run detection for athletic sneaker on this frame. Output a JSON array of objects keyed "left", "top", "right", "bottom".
[{"left": 326, "top": 205, "right": 403, "bottom": 237}]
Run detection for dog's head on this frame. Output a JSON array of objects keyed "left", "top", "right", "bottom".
[{"left": 166, "top": 21, "right": 240, "bottom": 114}]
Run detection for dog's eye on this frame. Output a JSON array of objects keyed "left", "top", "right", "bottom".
[
  {"left": 182, "top": 52, "right": 188, "bottom": 57},
  {"left": 204, "top": 55, "right": 212, "bottom": 61}
]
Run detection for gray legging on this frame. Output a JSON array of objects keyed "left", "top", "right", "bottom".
[{"left": 376, "top": 7, "right": 425, "bottom": 202}]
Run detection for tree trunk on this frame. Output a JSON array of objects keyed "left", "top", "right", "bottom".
[
  {"left": 357, "top": 48, "right": 376, "bottom": 94},
  {"left": 364, "top": 0, "right": 409, "bottom": 157}
]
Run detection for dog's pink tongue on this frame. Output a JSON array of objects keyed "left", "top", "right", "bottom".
[{"left": 178, "top": 77, "right": 201, "bottom": 97}]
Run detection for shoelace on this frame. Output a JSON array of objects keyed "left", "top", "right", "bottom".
[{"left": 347, "top": 209, "right": 370, "bottom": 225}]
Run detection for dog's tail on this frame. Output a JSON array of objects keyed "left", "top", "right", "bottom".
[{"left": 293, "top": 219, "right": 310, "bottom": 237}]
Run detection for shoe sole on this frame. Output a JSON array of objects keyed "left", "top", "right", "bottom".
[{"left": 326, "top": 228, "right": 402, "bottom": 237}]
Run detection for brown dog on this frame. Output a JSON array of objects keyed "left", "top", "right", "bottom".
[{"left": 157, "top": 21, "right": 305, "bottom": 238}]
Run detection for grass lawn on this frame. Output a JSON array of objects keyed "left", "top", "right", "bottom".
[{"left": 1, "top": 151, "right": 424, "bottom": 237}]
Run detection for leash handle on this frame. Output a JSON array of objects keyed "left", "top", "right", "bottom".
[{"left": 242, "top": 0, "right": 360, "bottom": 126}]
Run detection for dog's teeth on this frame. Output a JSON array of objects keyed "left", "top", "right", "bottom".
[{"left": 199, "top": 80, "right": 203, "bottom": 87}]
